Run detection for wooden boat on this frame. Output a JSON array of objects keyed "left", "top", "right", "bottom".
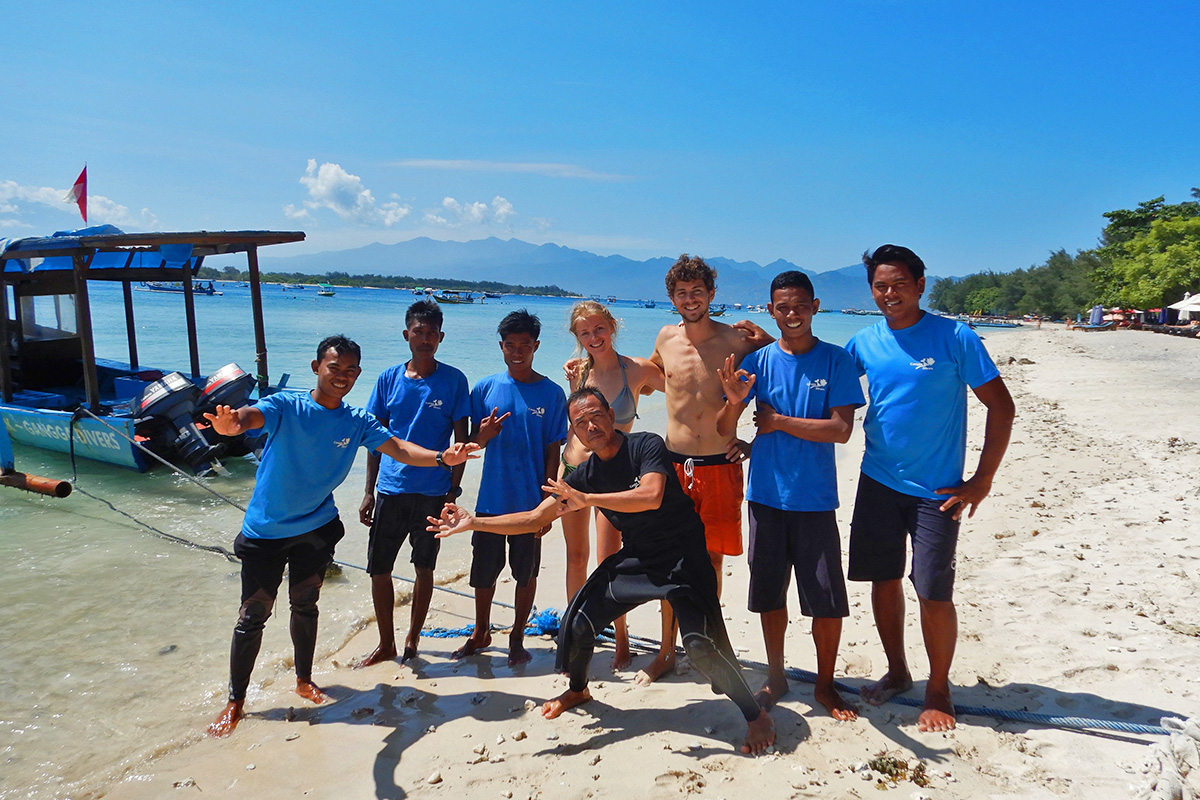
[
  {"left": 137, "top": 280, "right": 222, "bottom": 296},
  {"left": 432, "top": 290, "right": 475, "bottom": 304},
  {"left": 0, "top": 226, "right": 304, "bottom": 472},
  {"left": 316, "top": 283, "right": 336, "bottom": 296}
]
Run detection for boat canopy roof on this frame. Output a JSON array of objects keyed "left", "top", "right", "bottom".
[{"left": 0, "top": 226, "right": 304, "bottom": 277}]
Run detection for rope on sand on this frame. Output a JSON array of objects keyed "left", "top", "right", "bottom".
[{"left": 1133, "top": 717, "right": 1200, "bottom": 799}]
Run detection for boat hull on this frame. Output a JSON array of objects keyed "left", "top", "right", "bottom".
[{"left": 0, "top": 405, "right": 147, "bottom": 471}]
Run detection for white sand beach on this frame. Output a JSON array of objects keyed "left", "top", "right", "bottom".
[{"left": 102, "top": 325, "right": 1200, "bottom": 800}]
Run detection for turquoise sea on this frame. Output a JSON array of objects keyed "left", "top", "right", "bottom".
[{"left": 0, "top": 282, "right": 879, "bottom": 799}]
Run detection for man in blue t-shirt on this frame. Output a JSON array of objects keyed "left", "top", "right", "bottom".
[
  {"left": 844, "top": 245, "right": 1014, "bottom": 733},
  {"left": 356, "top": 300, "right": 471, "bottom": 668},
  {"left": 716, "top": 271, "right": 864, "bottom": 721},
  {"left": 455, "top": 309, "right": 567, "bottom": 667},
  {"left": 203, "top": 335, "right": 479, "bottom": 738}
]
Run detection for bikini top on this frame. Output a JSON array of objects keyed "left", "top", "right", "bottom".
[{"left": 583, "top": 356, "right": 638, "bottom": 426}]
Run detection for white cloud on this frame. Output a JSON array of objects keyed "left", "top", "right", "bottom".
[
  {"left": 0, "top": 218, "right": 35, "bottom": 230},
  {"left": 390, "top": 159, "right": 630, "bottom": 182},
  {"left": 0, "top": 179, "right": 146, "bottom": 227},
  {"left": 283, "top": 203, "right": 310, "bottom": 220},
  {"left": 294, "top": 160, "right": 411, "bottom": 226},
  {"left": 426, "top": 195, "right": 518, "bottom": 229}
]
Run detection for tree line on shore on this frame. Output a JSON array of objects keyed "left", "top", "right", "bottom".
[
  {"left": 929, "top": 190, "right": 1200, "bottom": 318},
  {"left": 195, "top": 267, "right": 574, "bottom": 297}
]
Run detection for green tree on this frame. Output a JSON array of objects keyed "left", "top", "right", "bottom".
[{"left": 965, "top": 287, "right": 1003, "bottom": 315}]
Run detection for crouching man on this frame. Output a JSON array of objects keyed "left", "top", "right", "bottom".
[{"left": 428, "top": 387, "right": 774, "bottom": 754}]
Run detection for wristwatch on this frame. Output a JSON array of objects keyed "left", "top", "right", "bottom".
[{"left": 435, "top": 450, "right": 450, "bottom": 470}]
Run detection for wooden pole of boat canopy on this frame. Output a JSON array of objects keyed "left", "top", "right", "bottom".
[
  {"left": 246, "top": 246, "right": 269, "bottom": 393},
  {"left": 121, "top": 279, "right": 139, "bottom": 371},
  {"left": 182, "top": 258, "right": 201, "bottom": 377},
  {"left": 72, "top": 253, "right": 102, "bottom": 409},
  {"left": 0, "top": 274, "right": 11, "bottom": 403}
]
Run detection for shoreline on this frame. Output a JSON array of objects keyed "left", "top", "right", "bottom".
[{"left": 101, "top": 326, "right": 1200, "bottom": 799}]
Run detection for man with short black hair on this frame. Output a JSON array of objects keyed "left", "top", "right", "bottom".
[
  {"left": 454, "top": 310, "right": 567, "bottom": 667},
  {"left": 203, "top": 335, "right": 478, "bottom": 737},
  {"left": 429, "top": 388, "right": 775, "bottom": 755},
  {"left": 846, "top": 245, "right": 1014, "bottom": 732},
  {"left": 356, "top": 301, "right": 471, "bottom": 667}
]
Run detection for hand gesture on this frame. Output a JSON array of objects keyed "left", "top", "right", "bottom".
[
  {"left": 724, "top": 438, "right": 751, "bottom": 464},
  {"left": 203, "top": 404, "right": 243, "bottom": 436},
  {"left": 753, "top": 401, "right": 781, "bottom": 435},
  {"left": 359, "top": 492, "right": 376, "bottom": 527},
  {"left": 716, "top": 353, "right": 755, "bottom": 406},
  {"left": 732, "top": 319, "right": 774, "bottom": 349},
  {"left": 542, "top": 477, "right": 587, "bottom": 515},
  {"left": 563, "top": 358, "right": 587, "bottom": 389},
  {"left": 427, "top": 503, "right": 475, "bottom": 538},
  {"left": 935, "top": 474, "right": 994, "bottom": 521},
  {"left": 441, "top": 442, "right": 481, "bottom": 466},
  {"left": 475, "top": 407, "right": 511, "bottom": 447}
]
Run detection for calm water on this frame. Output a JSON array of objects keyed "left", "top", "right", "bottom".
[{"left": 0, "top": 282, "right": 877, "bottom": 799}]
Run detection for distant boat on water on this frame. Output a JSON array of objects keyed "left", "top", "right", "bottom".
[
  {"left": 137, "top": 281, "right": 222, "bottom": 296},
  {"left": 433, "top": 290, "right": 475, "bottom": 304},
  {"left": 282, "top": 283, "right": 306, "bottom": 290},
  {"left": 636, "top": 299, "right": 656, "bottom": 309},
  {"left": 317, "top": 283, "right": 336, "bottom": 296}
]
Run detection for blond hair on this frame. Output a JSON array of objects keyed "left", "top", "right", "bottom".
[{"left": 567, "top": 300, "right": 620, "bottom": 386}]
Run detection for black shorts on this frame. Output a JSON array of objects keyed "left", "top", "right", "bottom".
[
  {"left": 234, "top": 517, "right": 345, "bottom": 603},
  {"left": 366, "top": 492, "right": 445, "bottom": 575},
  {"left": 469, "top": 522, "right": 541, "bottom": 588},
  {"left": 847, "top": 473, "right": 960, "bottom": 602},
  {"left": 747, "top": 502, "right": 849, "bottom": 617}
]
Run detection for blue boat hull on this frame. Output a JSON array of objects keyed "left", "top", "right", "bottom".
[{"left": 0, "top": 406, "right": 146, "bottom": 471}]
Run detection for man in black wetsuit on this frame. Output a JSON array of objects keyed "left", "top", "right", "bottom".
[{"left": 428, "top": 387, "right": 775, "bottom": 754}]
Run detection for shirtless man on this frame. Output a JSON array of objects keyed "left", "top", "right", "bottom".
[{"left": 640, "top": 254, "right": 772, "bottom": 684}]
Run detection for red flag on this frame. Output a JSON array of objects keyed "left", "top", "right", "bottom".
[{"left": 64, "top": 166, "right": 87, "bottom": 223}]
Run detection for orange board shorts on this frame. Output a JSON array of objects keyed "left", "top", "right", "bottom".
[{"left": 672, "top": 453, "right": 744, "bottom": 556}]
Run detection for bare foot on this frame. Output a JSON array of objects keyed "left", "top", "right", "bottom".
[
  {"left": 859, "top": 669, "right": 913, "bottom": 706},
  {"left": 634, "top": 650, "right": 676, "bottom": 686},
  {"left": 296, "top": 679, "right": 329, "bottom": 704},
  {"left": 918, "top": 687, "right": 956, "bottom": 732},
  {"left": 814, "top": 682, "right": 858, "bottom": 721},
  {"left": 754, "top": 674, "right": 790, "bottom": 710},
  {"left": 507, "top": 640, "right": 532, "bottom": 667},
  {"left": 611, "top": 645, "right": 632, "bottom": 672},
  {"left": 741, "top": 709, "right": 775, "bottom": 755},
  {"left": 541, "top": 687, "right": 591, "bottom": 719},
  {"left": 400, "top": 632, "right": 421, "bottom": 663},
  {"left": 207, "top": 700, "right": 244, "bottom": 738},
  {"left": 452, "top": 632, "right": 492, "bottom": 660},
  {"left": 354, "top": 642, "right": 397, "bottom": 668}
]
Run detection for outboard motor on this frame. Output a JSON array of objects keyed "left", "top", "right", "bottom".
[
  {"left": 198, "top": 363, "right": 256, "bottom": 414},
  {"left": 134, "top": 372, "right": 221, "bottom": 471}
]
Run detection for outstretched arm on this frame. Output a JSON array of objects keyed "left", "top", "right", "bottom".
[
  {"left": 428, "top": 495, "right": 560, "bottom": 538},
  {"left": 935, "top": 376, "right": 1015, "bottom": 519},
  {"left": 377, "top": 438, "right": 480, "bottom": 468},
  {"left": 203, "top": 404, "right": 265, "bottom": 436}
]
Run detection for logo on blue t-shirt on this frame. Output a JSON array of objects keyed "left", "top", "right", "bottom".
[
  {"left": 807, "top": 378, "right": 827, "bottom": 390},
  {"left": 529, "top": 406, "right": 546, "bottom": 417},
  {"left": 426, "top": 398, "right": 444, "bottom": 409},
  {"left": 333, "top": 437, "right": 351, "bottom": 448},
  {"left": 910, "top": 357, "right": 936, "bottom": 370}
]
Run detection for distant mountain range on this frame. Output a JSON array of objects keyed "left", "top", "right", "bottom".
[{"left": 250, "top": 236, "right": 885, "bottom": 310}]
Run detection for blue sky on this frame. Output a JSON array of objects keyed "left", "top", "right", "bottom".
[{"left": 2, "top": 1, "right": 1197, "bottom": 275}]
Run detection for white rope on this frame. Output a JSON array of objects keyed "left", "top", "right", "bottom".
[{"left": 1134, "top": 717, "right": 1200, "bottom": 800}]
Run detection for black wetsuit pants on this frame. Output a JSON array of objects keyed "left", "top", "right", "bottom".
[
  {"left": 562, "top": 571, "right": 762, "bottom": 722},
  {"left": 227, "top": 519, "right": 344, "bottom": 702}
]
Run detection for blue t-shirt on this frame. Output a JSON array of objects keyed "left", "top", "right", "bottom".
[
  {"left": 366, "top": 361, "right": 470, "bottom": 497},
  {"left": 742, "top": 340, "right": 865, "bottom": 512},
  {"left": 845, "top": 313, "right": 1000, "bottom": 499},
  {"left": 471, "top": 373, "right": 568, "bottom": 515},
  {"left": 242, "top": 391, "right": 393, "bottom": 539}
]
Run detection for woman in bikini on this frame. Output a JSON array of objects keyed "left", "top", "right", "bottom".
[{"left": 560, "top": 301, "right": 663, "bottom": 669}]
